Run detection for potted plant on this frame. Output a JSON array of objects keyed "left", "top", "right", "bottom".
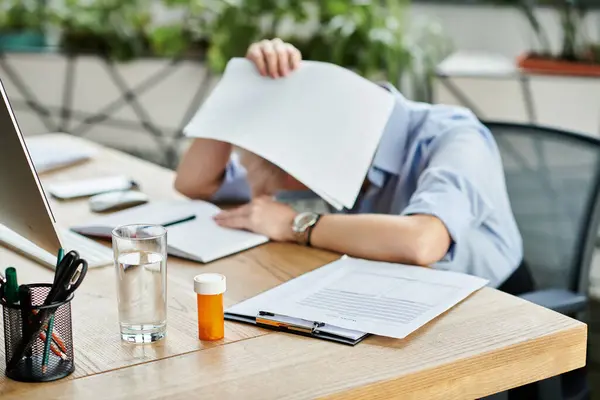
[
  {"left": 148, "top": 0, "right": 207, "bottom": 59},
  {"left": 51, "top": 0, "right": 153, "bottom": 61},
  {"left": 0, "top": 0, "right": 47, "bottom": 52},
  {"left": 160, "top": 0, "right": 451, "bottom": 100},
  {"left": 497, "top": 0, "right": 600, "bottom": 76}
]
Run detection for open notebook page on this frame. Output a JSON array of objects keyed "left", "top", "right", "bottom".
[
  {"left": 72, "top": 200, "right": 268, "bottom": 263},
  {"left": 185, "top": 58, "right": 394, "bottom": 210},
  {"left": 71, "top": 201, "right": 200, "bottom": 237},
  {"left": 167, "top": 217, "right": 267, "bottom": 263}
]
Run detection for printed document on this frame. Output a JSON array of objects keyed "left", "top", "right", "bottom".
[
  {"left": 266, "top": 257, "right": 488, "bottom": 339},
  {"left": 226, "top": 260, "right": 367, "bottom": 341},
  {"left": 184, "top": 58, "right": 395, "bottom": 210}
]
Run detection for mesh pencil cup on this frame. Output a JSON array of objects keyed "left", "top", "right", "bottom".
[{"left": 1, "top": 283, "right": 75, "bottom": 382}]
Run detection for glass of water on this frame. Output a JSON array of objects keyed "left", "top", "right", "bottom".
[{"left": 112, "top": 224, "right": 167, "bottom": 343}]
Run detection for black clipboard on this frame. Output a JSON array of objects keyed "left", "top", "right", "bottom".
[{"left": 225, "top": 311, "right": 368, "bottom": 346}]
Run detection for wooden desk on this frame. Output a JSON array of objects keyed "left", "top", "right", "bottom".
[{"left": 0, "top": 134, "right": 587, "bottom": 399}]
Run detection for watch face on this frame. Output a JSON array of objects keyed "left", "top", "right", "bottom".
[{"left": 293, "top": 212, "right": 319, "bottom": 233}]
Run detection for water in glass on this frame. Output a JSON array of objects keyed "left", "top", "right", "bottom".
[{"left": 114, "top": 247, "right": 167, "bottom": 343}]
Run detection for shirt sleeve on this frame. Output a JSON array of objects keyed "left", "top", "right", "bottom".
[
  {"left": 210, "top": 153, "right": 252, "bottom": 203},
  {"left": 401, "top": 130, "right": 497, "bottom": 261}
]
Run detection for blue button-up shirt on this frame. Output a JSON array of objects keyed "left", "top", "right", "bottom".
[{"left": 211, "top": 84, "right": 523, "bottom": 287}]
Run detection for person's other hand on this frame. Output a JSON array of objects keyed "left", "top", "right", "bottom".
[
  {"left": 213, "top": 196, "right": 297, "bottom": 242},
  {"left": 246, "top": 38, "right": 302, "bottom": 78}
]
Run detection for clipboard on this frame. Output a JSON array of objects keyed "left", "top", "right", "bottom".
[
  {"left": 224, "top": 256, "right": 368, "bottom": 346},
  {"left": 225, "top": 256, "right": 488, "bottom": 345},
  {"left": 225, "top": 311, "right": 368, "bottom": 346}
]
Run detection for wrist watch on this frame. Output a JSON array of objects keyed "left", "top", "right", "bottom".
[{"left": 292, "top": 212, "right": 321, "bottom": 246}]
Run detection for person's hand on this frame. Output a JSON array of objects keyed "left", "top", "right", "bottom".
[
  {"left": 213, "top": 196, "right": 298, "bottom": 242},
  {"left": 246, "top": 38, "right": 302, "bottom": 78}
]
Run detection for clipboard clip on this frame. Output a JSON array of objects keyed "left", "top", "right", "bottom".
[{"left": 257, "top": 311, "right": 324, "bottom": 334}]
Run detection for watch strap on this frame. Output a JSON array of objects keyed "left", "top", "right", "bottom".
[{"left": 306, "top": 215, "right": 322, "bottom": 247}]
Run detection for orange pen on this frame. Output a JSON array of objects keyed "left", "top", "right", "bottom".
[{"left": 194, "top": 274, "right": 226, "bottom": 341}]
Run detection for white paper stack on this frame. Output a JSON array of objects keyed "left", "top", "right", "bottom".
[
  {"left": 227, "top": 256, "right": 488, "bottom": 341},
  {"left": 184, "top": 58, "right": 395, "bottom": 210},
  {"left": 26, "top": 134, "right": 97, "bottom": 173}
]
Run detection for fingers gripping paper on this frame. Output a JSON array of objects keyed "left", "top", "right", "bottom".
[{"left": 184, "top": 58, "right": 395, "bottom": 210}]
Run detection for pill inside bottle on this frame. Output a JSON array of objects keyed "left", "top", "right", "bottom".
[{"left": 194, "top": 273, "right": 226, "bottom": 341}]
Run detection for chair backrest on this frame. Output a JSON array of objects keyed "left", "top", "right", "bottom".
[{"left": 485, "top": 122, "right": 600, "bottom": 294}]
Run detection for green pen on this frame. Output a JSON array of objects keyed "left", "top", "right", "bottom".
[
  {"left": 56, "top": 248, "right": 64, "bottom": 274},
  {"left": 5, "top": 267, "right": 19, "bottom": 305}
]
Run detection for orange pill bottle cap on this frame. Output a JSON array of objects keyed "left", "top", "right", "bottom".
[{"left": 194, "top": 273, "right": 226, "bottom": 295}]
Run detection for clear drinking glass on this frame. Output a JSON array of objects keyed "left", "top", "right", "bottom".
[{"left": 112, "top": 224, "right": 167, "bottom": 343}]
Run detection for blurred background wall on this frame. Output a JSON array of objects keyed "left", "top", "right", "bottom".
[
  {"left": 2, "top": 1, "right": 600, "bottom": 167},
  {"left": 414, "top": 4, "right": 600, "bottom": 58}
]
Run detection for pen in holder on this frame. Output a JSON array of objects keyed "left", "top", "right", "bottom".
[{"left": 1, "top": 283, "right": 75, "bottom": 382}]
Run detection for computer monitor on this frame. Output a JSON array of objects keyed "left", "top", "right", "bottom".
[{"left": 0, "top": 78, "right": 62, "bottom": 255}]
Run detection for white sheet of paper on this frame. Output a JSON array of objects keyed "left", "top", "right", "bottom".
[
  {"left": 26, "top": 135, "right": 97, "bottom": 173},
  {"left": 226, "top": 259, "right": 366, "bottom": 340},
  {"left": 72, "top": 200, "right": 198, "bottom": 237},
  {"left": 184, "top": 58, "right": 395, "bottom": 210},
  {"left": 266, "top": 257, "right": 488, "bottom": 339},
  {"left": 166, "top": 214, "right": 268, "bottom": 263}
]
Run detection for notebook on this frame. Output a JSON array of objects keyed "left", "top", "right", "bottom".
[
  {"left": 72, "top": 200, "right": 269, "bottom": 263},
  {"left": 226, "top": 256, "right": 488, "bottom": 345},
  {"left": 184, "top": 58, "right": 395, "bottom": 210}
]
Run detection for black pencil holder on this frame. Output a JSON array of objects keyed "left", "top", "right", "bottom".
[{"left": 1, "top": 283, "right": 75, "bottom": 382}]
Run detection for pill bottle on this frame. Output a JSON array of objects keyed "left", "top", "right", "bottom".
[{"left": 194, "top": 273, "right": 226, "bottom": 341}]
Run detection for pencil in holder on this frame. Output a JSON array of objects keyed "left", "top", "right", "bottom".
[{"left": 1, "top": 283, "right": 75, "bottom": 382}]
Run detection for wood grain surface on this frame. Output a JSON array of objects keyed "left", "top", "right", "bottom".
[
  {"left": 3, "top": 288, "right": 586, "bottom": 400},
  {"left": 0, "top": 134, "right": 588, "bottom": 399}
]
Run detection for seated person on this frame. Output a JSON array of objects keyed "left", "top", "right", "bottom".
[{"left": 175, "top": 38, "right": 526, "bottom": 291}]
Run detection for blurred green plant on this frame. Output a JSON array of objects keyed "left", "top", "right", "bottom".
[
  {"left": 495, "top": 0, "right": 597, "bottom": 63},
  {"left": 0, "top": 0, "right": 47, "bottom": 33},
  {"left": 160, "top": 0, "right": 452, "bottom": 99},
  {"left": 43, "top": 0, "right": 452, "bottom": 99},
  {"left": 147, "top": 25, "right": 192, "bottom": 58},
  {"left": 148, "top": 0, "right": 206, "bottom": 58},
  {"left": 52, "top": 0, "right": 153, "bottom": 61}
]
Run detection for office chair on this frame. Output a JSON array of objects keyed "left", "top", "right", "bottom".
[{"left": 485, "top": 122, "right": 600, "bottom": 400}]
